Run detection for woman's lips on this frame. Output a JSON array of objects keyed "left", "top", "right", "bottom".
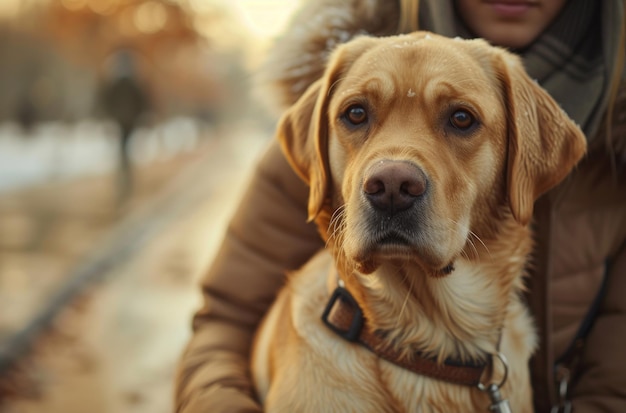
[{"left": 489, "top": 2, "right": 534, "bottom": 18}]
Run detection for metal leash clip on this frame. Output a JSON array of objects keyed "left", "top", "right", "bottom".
[
  {"left": 550, "top": 364, "right": 573, "bottom": 413},
  {"left": 478, "top": 352, "right": 512, "bottom": 413}
]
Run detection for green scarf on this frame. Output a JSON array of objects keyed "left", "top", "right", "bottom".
[{"left": 414, "top": 0, "right": 624, "bottom": 140}]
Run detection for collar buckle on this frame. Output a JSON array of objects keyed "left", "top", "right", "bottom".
[{"left": 321, "top": 286, "right": 364, "bottom": 342}]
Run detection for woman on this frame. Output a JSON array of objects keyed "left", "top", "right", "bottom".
[{"left": 175, "top": 1, "right": 626, "bottom": 411}]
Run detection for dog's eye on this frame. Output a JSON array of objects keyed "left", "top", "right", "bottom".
[
  {"left": 343, "top": 105, "right": 368, "bottom": 126},
  {"left": 449, "top": 109, "right": 475, "bottom": 131}
]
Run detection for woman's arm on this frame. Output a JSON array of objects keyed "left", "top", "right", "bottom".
[
  {"left": 174, "top": 141, "right": 324, "bottom": 413},
  {"left": 175, "top": 2, "right": 403, "bottom": 410}
]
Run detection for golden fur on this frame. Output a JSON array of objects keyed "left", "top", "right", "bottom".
[{"left": 252, "top": 32, "right": 586, "bottom": 412}]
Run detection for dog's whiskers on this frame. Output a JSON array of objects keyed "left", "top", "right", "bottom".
[
  {"left": 446, "top": 218, "right": 490, "bottom": 259},
  {"left": 468, "top": 229, "right": 491, "bottom": 257},
  {"left": 463, "top": 236, "right": 479, "bottom": 260},
  {"left": 328, "top": 205, "right": 348, "bottom": 246},
  {"left": 328, "top": 76, "right": 362, "bottom": 97},
  {"left": 395, "top": 269, "right": 415, "bottom": 329},
  {"left": 446, "top": 218, "right": 474, "bottom": 258}
]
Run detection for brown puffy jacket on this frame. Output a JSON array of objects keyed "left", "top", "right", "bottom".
[{"left": 175, "top": 1, "right": 626, "bottom": 412}]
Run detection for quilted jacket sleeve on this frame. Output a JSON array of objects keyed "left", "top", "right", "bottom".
[{"left": 174, "top": 141, "right": 324, "bottom": 413}]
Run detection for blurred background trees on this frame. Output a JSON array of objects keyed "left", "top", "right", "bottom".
[{"left": 0, "top": 0, "right": 255, "bottom": 128}]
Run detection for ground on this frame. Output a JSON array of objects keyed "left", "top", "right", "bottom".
[{"left": 0, "top": 123, "right": 269, "bottom": 412}]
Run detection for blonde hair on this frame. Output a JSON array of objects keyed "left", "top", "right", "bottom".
[{"left": 398, "top": 0, "right": 420, "bottom": 33}]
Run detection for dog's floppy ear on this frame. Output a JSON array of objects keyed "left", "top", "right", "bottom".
[
  {"left": 277, "top": 36, "right": 379, "bottom": 222},
  {"left": 276, "top": 78, "right": 327, "bottom": 222},
  {"left": 496, "top": 53, "right": 587, "bottom": 225}
]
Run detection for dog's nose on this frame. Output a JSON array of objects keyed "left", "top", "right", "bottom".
[{"left": 363, "top": 161, "right": 427, "bottom": 213}]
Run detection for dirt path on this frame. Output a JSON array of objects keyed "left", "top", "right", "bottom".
[{"left": 0, "top": 129, "right": 268, "bottom": 412}]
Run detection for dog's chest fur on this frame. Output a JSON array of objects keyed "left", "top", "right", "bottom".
[{"left": 254, "top": 249, "right": 535, "bottom": 413}]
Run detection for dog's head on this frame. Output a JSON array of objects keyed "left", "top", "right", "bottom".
[{"left": 277, "top": 31, "right": 586, "bottom": 275}]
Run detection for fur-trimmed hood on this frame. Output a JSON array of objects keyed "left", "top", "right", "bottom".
[{"left": 256, "top": 0, "right": 400, "bottom": 112}]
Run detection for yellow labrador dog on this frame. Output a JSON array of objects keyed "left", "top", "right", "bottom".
[{"left": 252, "top": 32, "right": 586, "bottom": 413}]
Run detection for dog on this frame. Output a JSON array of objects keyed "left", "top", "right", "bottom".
[{"left": 251, "top": 31, "right": 586, "bottom": 412}]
